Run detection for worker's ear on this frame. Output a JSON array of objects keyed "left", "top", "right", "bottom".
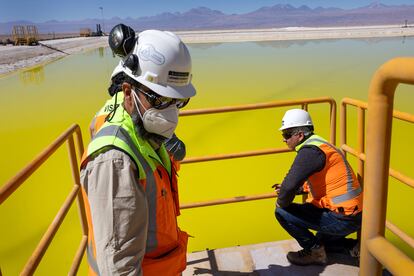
[
  {"left": 122, "top": 82, "right": 134, "bottom": 114},
  {"left": 298, "top": 132, "right": 305, "bottom": 141},
  {"left": 122, "top": 81, "right": 132, "bottom": 95}
]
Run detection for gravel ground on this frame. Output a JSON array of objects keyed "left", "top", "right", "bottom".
[
  {"left": 1, "top": 25, "right": 413, "bottom": 77},
  {"left": 0, "top": 36, "right": 107, "bottom": 76}
]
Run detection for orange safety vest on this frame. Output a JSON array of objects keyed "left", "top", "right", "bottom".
[
  {"left": 296, "top": 135, "right": 363, "bottom": 215},
  {"left": 80, "top": 103, "right": 187, "bottom": 276}
]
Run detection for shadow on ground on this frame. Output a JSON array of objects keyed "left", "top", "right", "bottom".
[{"left": 189, "top": 250, "right": 359, "bottom": 276}]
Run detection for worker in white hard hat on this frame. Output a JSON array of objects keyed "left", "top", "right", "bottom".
[
  {"left": 273, "top": 109, "right": 363, "bottom": 266},
  {"left": 89, "top": 60, "right": 187, "bottom": 161},
  {"left": 80, "top": 25, "right": 196, "bottom": 276}
]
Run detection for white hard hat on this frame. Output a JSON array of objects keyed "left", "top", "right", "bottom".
[
  {"left": 120, "top": 30, "right": 196, "bottom": 99},
  {"left": 279, "top": 109, "right": 313, "bottom": 130},
  {"left": 110, "top": 60, "right": 124, "bottom": 79}
]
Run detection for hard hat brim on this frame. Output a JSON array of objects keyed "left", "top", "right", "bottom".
[
  {"left": 279, "top": 123, "right": 313, "bottom": 131},
  {"left": 137, "top": 75, "right": 196, "bottom": 99},
  {"left": 111, "top": 61, "right": 124, "bottom": 79},
  {"left": 279, "top": 125, "right": 295, "bottom": 131}
]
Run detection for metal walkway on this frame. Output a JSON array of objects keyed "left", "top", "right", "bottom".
[{"left": 184, "top": 239, "right": 359, "bottom": 276}]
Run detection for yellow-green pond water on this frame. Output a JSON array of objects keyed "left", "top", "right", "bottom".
[{"left": 1, "top": 37, "right": 413, "bottom": 275}]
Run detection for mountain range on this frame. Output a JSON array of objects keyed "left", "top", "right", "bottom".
[{"left": 1, "top": 3, "right": 414, "bottom": 34}]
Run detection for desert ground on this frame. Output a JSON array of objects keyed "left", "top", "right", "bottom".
[{"left": 1, "top": 25, "right": 414, "bottom": 76}]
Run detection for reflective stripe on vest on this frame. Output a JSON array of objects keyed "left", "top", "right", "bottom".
[
  {"left": 87, "top": 241, "right": 100, "bottom": 275},
  {"left": 298, "top": 135, "right": 362, "bottom": 204},
  {"left": 93, "top": 124, "right": 159, "bottom": 252}
]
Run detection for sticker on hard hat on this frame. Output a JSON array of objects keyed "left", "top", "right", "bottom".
[
  {"left": 168, "top": 71, "right": 190, "bottom": 84},
  {"left": 138, "top": 44, "right": 165, "bottom": 65}
]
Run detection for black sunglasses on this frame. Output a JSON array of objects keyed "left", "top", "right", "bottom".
[
  {"left": 136, "top": 87, "right": 189, "bottom": 110},
  {"left": 282, "top": 131, "right": 298, "bottom": 140}
]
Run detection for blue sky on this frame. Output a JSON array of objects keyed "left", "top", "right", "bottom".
[{"left": 1, "top": 0, "right": 414, "bottom": 22}]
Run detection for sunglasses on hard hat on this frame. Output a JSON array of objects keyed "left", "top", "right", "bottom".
[{"left": 136, "top": 87, "right": 190, "bottom": 109}]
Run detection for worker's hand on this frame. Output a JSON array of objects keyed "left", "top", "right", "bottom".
[
  {"left": 165, "top": 133, "right": 186, "bottom": 161},
  {"left": 272, "top": 183, "right": 281, "bottom": 195},
  {"left": 295, "top": 186, "right": 308, "bottom": 195}
]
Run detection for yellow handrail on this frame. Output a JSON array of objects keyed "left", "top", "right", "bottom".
[
  {"left": 179, "top": 97, "right": 336, "bottom": 207},
  {"left": 1, "top": 98, "right": 335, "bottom": 274},
  {"left": 341, "top": 144, "right": 414, "bottom": 189},
  {"left": 179, "top": 85, "right": 414, "bottom": 275},
  {"left": 180, "top": 192, "right": 277, "bottom": 209},
  {"left": 0, "top": 124, "right": 88, "bottom": 276},
  {"left": 2, "top": 74, "right": 413, "bottom": 274},
  {"left": 340, "top": 96, "right": 414, "bottom": 268},
  {"left": 366, "top": 236, "right": 414, "bottom": 276},
  {"left": 180, "top": 96, "right": 337, "bottom": 144},
  {"left": 181, "top": 148, "right": 291, "bottom": 164},
  {"left": 0, "top": 125, "right": 83, "bottom": 204},
  {"left": 360, "top": 57, "right": 414, "bottom": 276},
  {"left": 340, "top": 97, "right": 414, "bottom": 189}
]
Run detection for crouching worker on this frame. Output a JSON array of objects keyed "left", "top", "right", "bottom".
[
  {"left": 274, "top": 109, "right": 363, "bottom": 266},
  {"left": 80, "top": 26, "right": 196, "bottom": 275}
]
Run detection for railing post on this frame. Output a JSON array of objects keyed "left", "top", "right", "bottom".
[
  {"left": 67, "top": 135, "right": 88, "bottom": 239},
  {"left": 357, "top": 107, "right": 365, "bottom": 186},
  {"left": 0, "top": 124, "right": 88, "bottom": 275},
  {"left": 301, "top": 103, "right": 308, "bottom": 110},
  {"left": 67, "top": 134, "right": 88, "bottom": 275},
  {"left": 329, "top": 101, "right": 337, "bottom": 145},
  {"left": 340, "top": 101, "right": 347, "bottom": 157},
  {"left": 360, "top": 57, "right": 414, "bottom": 276}
]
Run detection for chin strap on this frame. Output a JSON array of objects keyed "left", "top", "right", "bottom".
[{"left": 105, "top": 91, "right": 119, "bottom": 122}]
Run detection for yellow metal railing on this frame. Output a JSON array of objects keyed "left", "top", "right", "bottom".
[
  {"left": 180, "top": 97, "right": 337, "bottom": 144},
  {"left": 0, "top": 97, "right": 336, "bottom": 274},
  {"left": 179, "top": 97, "right": 336, "bottom": 208},
  {"left": 341, "top": 97, "right": 414, "bottom": 190},
  {"left": 2, "top": 57, "right": 414, "bottom": 274},
  {"left": 341, "top": 97, "right": 414, "bottom": 274},
  {"left": 359, "top": 57, "right": 414, "bottom": 276},
  {"left": 0, "top": 124, "right": 88, "bottom": 276}
]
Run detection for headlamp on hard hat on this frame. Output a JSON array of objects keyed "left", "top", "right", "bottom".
[
  {"left": 108, "top": 24, "right": 136, "bottom": 57},
  {"left": 123, "top": 53, "right": 139, "bottom": 74}
]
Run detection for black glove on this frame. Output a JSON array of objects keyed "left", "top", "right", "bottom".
[
  {"left": 295, "top": 185, "right": 308, "bottom": 195},
  {"left": 271, "top": 183, "right": 307, "bottom": 196},
  {"left": 165, "top": 134, "right": 186, "bottom": 161}
]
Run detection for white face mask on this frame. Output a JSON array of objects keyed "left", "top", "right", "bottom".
[{"left": 131, "top": 89, "right": 179, "bottom": 138}]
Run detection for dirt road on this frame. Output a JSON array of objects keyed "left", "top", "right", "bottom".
[{"left": 0, "top": 37, "right": 107, "bottom": 76}]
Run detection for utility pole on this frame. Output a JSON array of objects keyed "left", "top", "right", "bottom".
[{"left": 99, "top": 7, "right": 105, "bottom": 34}]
